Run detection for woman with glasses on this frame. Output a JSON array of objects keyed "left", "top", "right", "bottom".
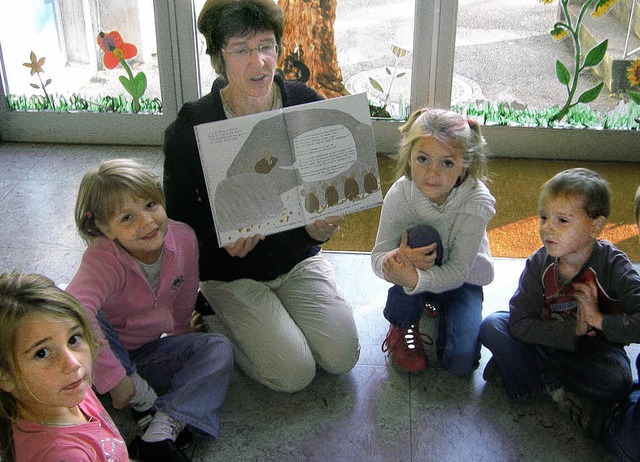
[{"left": 163, "top": 0, "right": 360, "bottom": 393}]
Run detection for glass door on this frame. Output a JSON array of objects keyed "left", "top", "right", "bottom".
[
  {"left": 451, "top": 0, "right": 629, "bottom": 126},
  {"left": 0, "top": 0, "right": 193, "bottom": 144},
  {"left": 0, "top": 0, "right": 425, "bottom": 148}
]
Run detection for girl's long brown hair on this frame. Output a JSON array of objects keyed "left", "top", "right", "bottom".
[{"left": 0, "top": 271, "right": 97, "bottom": 462}]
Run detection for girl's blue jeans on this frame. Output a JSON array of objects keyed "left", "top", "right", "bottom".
[
  {"left": 479, "top": 311, "right": 633, "bottom": 405},
  {"left": 97, "top": 310, "right": 233, "bottom": 439},
  {"left": 382, "top": 224, "right": 483, "bottom": 376}
]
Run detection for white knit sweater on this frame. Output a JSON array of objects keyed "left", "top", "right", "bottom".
[{"left": 371, "top": 175, "right": 496, "bottom": 295}]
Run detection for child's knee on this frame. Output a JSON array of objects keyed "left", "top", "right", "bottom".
[
  {"left": 201, "top": 333, "right": 234, "bottom": 372},
  {"left": 442, "top": 350, "right": 480, "bottom": 376},
  {"left": 607, "top": 367, "right": 634, "bottom": 403},
  {"left": 479, "top": 311, "right": 509, "bottom": 348}
]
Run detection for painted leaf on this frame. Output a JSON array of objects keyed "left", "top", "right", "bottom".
[
  {"left": 583, "top": 40, "right": 607, "bottom": 67},
  {"left": 577, "top": 82, "right": 604, "bottom": 103},
  {"left": 369, "top": 77, "right": 384, "bottom": 93},
  {"left": 555, "top": 59, "right": 570, "bottom": 85},
  {"left": 628, "top": 91, "right": 640, "bottom": 105},
  {"left": 119, "top": 75, "right": 133, "bottom": 96},
  {"left": 133, "top": 72, "right": 147, "bottom": 96}
]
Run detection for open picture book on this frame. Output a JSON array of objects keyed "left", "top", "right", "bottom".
[{"left": 195, "top": 92, "right": 383, "bottom": 247}]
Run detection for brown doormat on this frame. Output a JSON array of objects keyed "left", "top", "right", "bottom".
[{"left": 322, "top": 155, "right": 640, "bottom": 262}]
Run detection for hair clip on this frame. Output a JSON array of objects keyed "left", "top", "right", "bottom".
[{"left": 85, "top": 210, "right": 94, "bottom": 219}]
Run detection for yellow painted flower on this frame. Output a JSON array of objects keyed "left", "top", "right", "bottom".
[
  {"left": 391, "top": 44, "right": 410, "bottom": 59},
  {"left": 628, "top": 58, "right": 640, "bottom": 88},
  {"left": 592, "top": 0, "right": 618, "bottom": 18},
  {"left": 538, "top": 0, "right": 554, "bottom": 4},
  {"left": 550, "top": 25, "right": 569, "bottom": 41},
  {"left": 23, "top": 51, "right": 45, "bottom": 76}
]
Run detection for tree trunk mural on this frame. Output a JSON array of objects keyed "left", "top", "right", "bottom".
[{"left": 277, "top": 0, "right": 349, "bottom": 99}]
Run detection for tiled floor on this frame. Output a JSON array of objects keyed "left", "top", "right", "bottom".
[{"left": 0, "top": 141, "right": 636, "bottom": 461}]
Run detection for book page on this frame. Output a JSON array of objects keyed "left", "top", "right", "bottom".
[
  {"left": 283, "top": 93, "right": 382, "bottom": 223},
  {"left": 195, "top": 92, "right": 383, "bottom": 247}
]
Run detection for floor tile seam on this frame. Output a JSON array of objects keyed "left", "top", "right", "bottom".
[
  {"left": 21, "top": 143, "right": 55, "bottom": 181},
  {"left": 0, "top": 241, "right": 84, "bottom": 251},
  {"left": 0, "top": 142, "right": 68, "bottom": 184},
  {"left": 409, "top": 372, "right": 415, "bottom": 462},
  {"left": 0, "top": 180, "right": 20, "bottom": 203}
]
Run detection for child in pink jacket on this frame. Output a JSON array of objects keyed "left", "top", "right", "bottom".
[{"left": 67, "top": 159, "right": 233, "bottom": 462}]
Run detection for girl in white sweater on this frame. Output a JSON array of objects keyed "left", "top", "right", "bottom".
[{"left": 371, "top": 108, "right": 495, "bottom": 375}]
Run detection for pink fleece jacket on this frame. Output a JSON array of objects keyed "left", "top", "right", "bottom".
[{"left": 66, "top": 219, "right": 199, "bottom": 394}]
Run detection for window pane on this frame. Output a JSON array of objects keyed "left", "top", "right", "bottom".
[
  {"left": 193, "top": 0, "right": 415, "bottom": 119},
  {"left": 0, "top": 0, "right": 162, "bottom": 114},
  {"left": 194, "top": 0, "right": 215, "bottom": 95},
  {"left": 453, "top": 0, "right": 639, "bottom": 129},
  {"left": 337, "top": 0, "right": 414, "bottom": 118}
]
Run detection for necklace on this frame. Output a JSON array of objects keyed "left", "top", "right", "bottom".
[
  {"left": 37, "top": 413, "right": 93, "bottom": 426},
  {"left": 221, "top": 83, "right": 278, "bottom": 117},
  {"left": 38, "top": 416, "right": 92, "bottom": 426}
]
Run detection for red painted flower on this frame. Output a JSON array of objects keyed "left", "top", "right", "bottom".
[{"left": 97, "top": 31, "right": 137, "bottom": 70}]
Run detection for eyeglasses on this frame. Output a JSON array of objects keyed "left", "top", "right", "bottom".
[{"left": 222, "top": 43, "right": 279, "bottom": 60}]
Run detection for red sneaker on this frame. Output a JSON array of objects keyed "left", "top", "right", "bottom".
[
  {"left": 381, "top": 324, "right": 433, "bottom": 373},
  {"left": 423, "top": 302, "right": 437, "bottom": 318}
]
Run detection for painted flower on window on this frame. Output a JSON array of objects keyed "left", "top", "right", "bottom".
[
  {"left": 628, "top": 59, "right": 640, "bottom": 88},
  {"left": 627, "top": 58, "right": 640, "bottom": 105},
  {"left": 97, "top": 31, "right": 146, "bottom": 112},
  {"left": 97, "top": 31, "right": 138, "bottom": 69},
  {"left": 24, "top": 51, "right": 46, "bottom": 75},
  {"left": 591, "top": 0, "right": 618, "bottom": 18},
  {"left": 368, "top": 44, "right": 410, "bottom": 118},
  {"left": 539, "top": 0, "right": 620, "bottom": 122},
  {"left": 23, "top": 51, "right": 53, "bottom": 108}
]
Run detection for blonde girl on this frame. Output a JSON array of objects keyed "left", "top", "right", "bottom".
[
  {"left": 371, "top": 108, "right": 495, "bottom": 375},
  {"left": 67, "top": 159, "right": 233, "bottom": 462}
]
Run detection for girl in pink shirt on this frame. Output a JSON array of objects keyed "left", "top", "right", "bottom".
[{"left": 0, "top": 271, "right": 128, "bottom": 462}]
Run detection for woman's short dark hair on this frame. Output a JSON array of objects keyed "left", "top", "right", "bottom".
[{"left": 197, "top": 0, "right": 284, "bottom": 81}]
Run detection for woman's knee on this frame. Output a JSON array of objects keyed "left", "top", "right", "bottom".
[
  {"left": 319, "top": 342, "right": 360, "bottom": 375},
  {"left": 258, "top": 360, "right": 316, "bottom": 393}
]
